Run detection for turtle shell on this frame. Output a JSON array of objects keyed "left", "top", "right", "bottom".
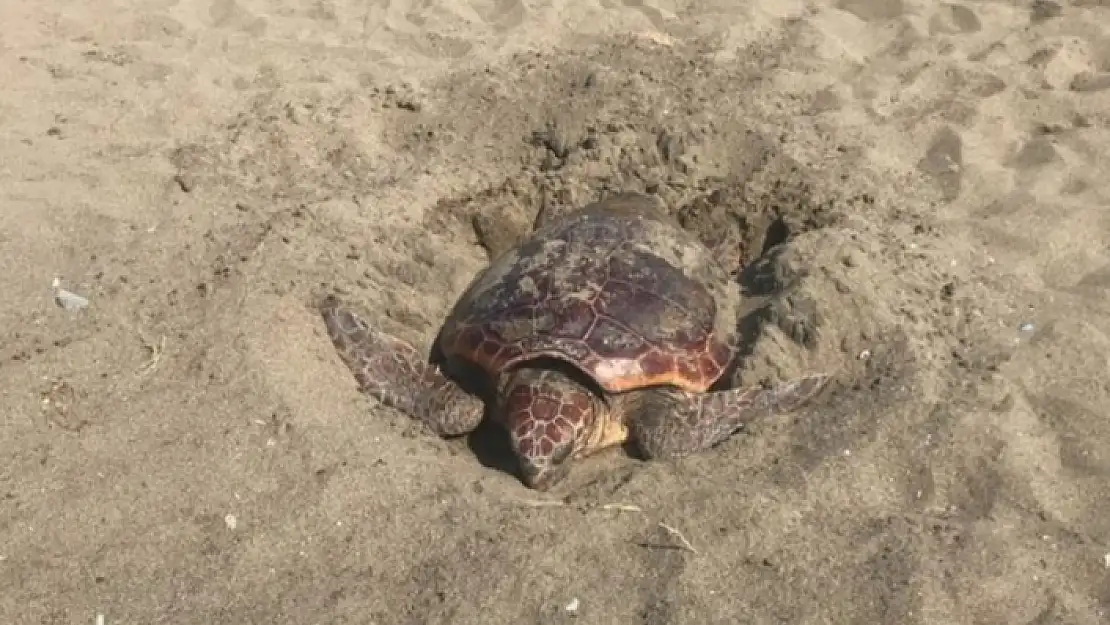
[{"left": 438, "top": 193, "right": 741, "bottom": 394}]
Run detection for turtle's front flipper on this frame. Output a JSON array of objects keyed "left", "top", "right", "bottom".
[
  {"left": 320, "top": 301, "right": 485, "bottom": 437},
  {"left": 627, "top": 375, "right": 830, "bottom": 459}
]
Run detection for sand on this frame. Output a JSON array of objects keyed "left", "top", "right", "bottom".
[{"left": 3, "top": 0, "right": 1110, "bottom": 622}]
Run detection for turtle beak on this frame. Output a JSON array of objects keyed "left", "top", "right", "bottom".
[
  {"left": 519, "top": 459, "right": 571, "bottom": 491},
  {"left": 518, "top": 443, "right": 574, "bottom": 491}
]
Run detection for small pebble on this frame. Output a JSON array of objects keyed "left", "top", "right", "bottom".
[
  {"left": 565, "top": 598, "right": 580, "bottom": 614},
  {"left": 1019, "top": 322, "right": 1035, "bottom": 333},
  {"left": 224, "top": 514, "right": 238, "bottom": 530},
  {"left": 54, "top": 289, "right": 89, "bottom": 310},
  {"left": 52, "top": 278, "right": 89, "bottom": 310}
]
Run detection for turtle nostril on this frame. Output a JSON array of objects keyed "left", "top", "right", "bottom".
[{"left": 550, "top": 441, "right": 574, "bottom": 465}]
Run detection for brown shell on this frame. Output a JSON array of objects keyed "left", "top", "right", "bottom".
[{"left": 438, "top": 193, "right": 741, "bottom": 394}]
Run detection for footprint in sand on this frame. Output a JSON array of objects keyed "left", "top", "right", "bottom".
[
  {"left": 209, "top": 0, "right": 267, "bottom": 35},
  {"left": 836, "top": 0, "right": 904, "bottom": 21},
  {"left": 917, "top": 127, "right": 963, "bottom": 201}
]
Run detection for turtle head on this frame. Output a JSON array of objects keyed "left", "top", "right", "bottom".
[{"left": 500, "top": 365, "right": 607, "bottom": 490}]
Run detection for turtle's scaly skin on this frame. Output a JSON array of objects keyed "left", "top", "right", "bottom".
[
  {"left": 321, "top": 304, "right": 484, "bottom": 436},
  {"left": 616, "top": 375, "right": 828, "bottom": 459},
  {"left": 320, "top": 193, "right": 829, "bottom": 490}
]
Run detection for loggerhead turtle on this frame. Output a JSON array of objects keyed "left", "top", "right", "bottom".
[{"left": 320, "top": 192, "right": 829, "bottom": 490}]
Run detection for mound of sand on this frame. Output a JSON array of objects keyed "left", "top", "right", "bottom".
[{"left": 3, "top": 0, "right": 1109, "bottom": 622}]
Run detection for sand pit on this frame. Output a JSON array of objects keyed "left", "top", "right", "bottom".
[{"left": 3, "top": 0, "right": 1110, "bottom": 623}]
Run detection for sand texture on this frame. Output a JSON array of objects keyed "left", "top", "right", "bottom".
[{"left": 3, "top": 0, "right": 1110, "bottom": 623}]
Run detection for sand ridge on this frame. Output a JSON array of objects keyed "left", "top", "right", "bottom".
[{"left": 3, "top": 0, "right": 1110, "bottom": 623}]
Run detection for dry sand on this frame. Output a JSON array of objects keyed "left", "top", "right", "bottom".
[{"left": 3, "top": 0, "right": 1110, "bottom": 623}]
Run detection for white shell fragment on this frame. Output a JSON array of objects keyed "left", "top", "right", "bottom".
[
  {"left": 564, "top": 597, "right": 580, "bottom": 614},
  {"left": 52, "top": 277, "right": 89, "bottom": 310}
]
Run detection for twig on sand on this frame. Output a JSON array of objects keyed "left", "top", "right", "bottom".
[
  {"left": 517, "top": 498, "right": 568, "bottom": 508},
  {"left": 653, "top": 521, "right": 698, "bottom": 554},
  {"left": 515, "top": 498, "right": 698, "bottom": 554},
  {"left": 600, "top": 502, "right": 643, "bottom": 514}
]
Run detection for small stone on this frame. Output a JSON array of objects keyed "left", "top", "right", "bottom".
[
  {"left": 1019, "top": 322, "right": 1034, "bottom": 333},
  {"left": 54, "top": 289, "right": 89, "bottom": 310},
  {"left": 52, "top": 278, "right": 89, "bottom": 311}
]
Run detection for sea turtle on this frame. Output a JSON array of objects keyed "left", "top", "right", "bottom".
[{"left": 320, "top": 192, "right": 829, "bottom": 490}]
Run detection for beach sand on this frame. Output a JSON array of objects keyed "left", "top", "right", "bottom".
[{"left": 3, "top": 0, "right": 1110, "bottom": 622}]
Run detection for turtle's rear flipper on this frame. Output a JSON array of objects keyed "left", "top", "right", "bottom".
[
  {"left": 628, "top": 374, "right": 830, "bottom": 459},
  {"left": 320, "top": 301, "right": 485, "bottom": 437}
]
